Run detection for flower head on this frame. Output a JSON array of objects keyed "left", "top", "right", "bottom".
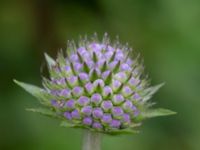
[{"left": 14, "top": 33, "right": 175, "bottom": 135}]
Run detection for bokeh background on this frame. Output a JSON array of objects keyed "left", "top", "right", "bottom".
[{"left": 0, "top": 0, "right": 200, "bottom": 150}]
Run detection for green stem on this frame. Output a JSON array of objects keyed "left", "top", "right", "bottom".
[{"left": 82, "top": 130, "right": 102, "bottom": 150}]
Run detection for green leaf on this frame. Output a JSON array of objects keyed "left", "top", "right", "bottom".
[
  {"left": 14, "top": 79, "right": 50, "bottom": 105},
  {"left": 26, "top": 107, "right": 59, "bottom": 118},
  {"left": 142, "top": 108, "right": 176, "bottom": 118}
]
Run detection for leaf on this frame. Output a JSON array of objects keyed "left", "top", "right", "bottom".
[
  {"left": 14, "top": 79, "right": 50, "bottom": 105},
  {"left": 26, "top": 107, "right": 59, "bottom": 118},
  {"left": 142, "top": 108, "right": 177, "bottom": 118},
  {"left": 142, "top": 83, "right": 165, "bottom": 102}
]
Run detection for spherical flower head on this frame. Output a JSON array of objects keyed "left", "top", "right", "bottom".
[{"left": 14, "top": 33, "right": 176, "bottom": 135}]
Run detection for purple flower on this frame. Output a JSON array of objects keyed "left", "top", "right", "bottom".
[{"left": 16, "top": 34, "right": 172, "bottom": 134}]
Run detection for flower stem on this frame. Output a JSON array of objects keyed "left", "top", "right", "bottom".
[{"left": 82, "top": 130, "right": 102, "bottom": 150}]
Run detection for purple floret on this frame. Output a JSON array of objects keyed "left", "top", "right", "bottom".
[
  {"left": 112, "top": 107, "right": 124, "bottom": 117},
  {"left": 72, "top": 86, "right": 83, "bottom": 96},
  {"left": 113, "top": 94, "right": 124, "bottom": 104},
  {"left": 74, "top": 63, "right": 83, "bottom": 72},
  {"left": 122, "top": 100, "right": 133, "bottom": 111},
  {"left": 65, "top": 99, "right": 75, "bottom": 109},
  {"left": 68, "top": 76, "right": 77, "bottom": 85},
  {"left": 71, "top": 109, "right": 81, "bottom": 119},
  {"left": 64, "top": 111, "right": 72, "bottom": 120},
  {"left": 133, "top": 93, "right": 141, "bottom": 100},
  {"left": 91, "top": 93, "right": 102, "bottom": 105},
  {"left": 59, "top": 89, "right": 71, "bottom": 97},
  {"left": 79, "top": 73, "right": 89, "bottom": 82},
  {"left": 110, "top": 120, "right": 121, "bottom": 128},
  {"left": 51, "top": 100, "right": 58, "bottom": 107},
  {"left": 92, "top": 122, "right": 102, "bottom": 129},
  {"left": 81, "top": 106, "right": 93, "bottom": 116},
  {"left": 102, "top": 71, "right": 110, "bottom": 79},
  {"left": 122, "top": 114, "right": 130, "bottom": 123},
  {"left": 70, "top": 54, "right": 79, "bottom": 62},
  {"left": 103, "top": 86, "right": 113, "bottom": 96},
  {"left": 83, "top": 117, "right": 92, "bottom": 125},
  {"left": 101, "top": 101, "right": 113, "bottom": 111},
  {"left": 77, "top": 96, "right": 90, "bottom": 106},
  {"left": 85, "top": 82, "right": 94, "bottom": 93},
  {"left": 102, "top": 114, "right": 112, "bottom": 123},
  {"left": 121, "top": 63, "right": 131, "bottom": 71},
  {"left": 92, "top": 108, "right": 103, "bottom": 119},
  {"left": 122, "top": 86, "right": 132, "bottom": 96}
]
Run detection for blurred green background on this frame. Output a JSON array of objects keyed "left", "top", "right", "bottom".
[{"left": 0, "top": 0, "right": 200, "bottom": 150}]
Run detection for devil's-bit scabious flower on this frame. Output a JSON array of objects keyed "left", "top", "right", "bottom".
[{"left": 14, "top": 33, "right": 175, "bottom": 135}]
